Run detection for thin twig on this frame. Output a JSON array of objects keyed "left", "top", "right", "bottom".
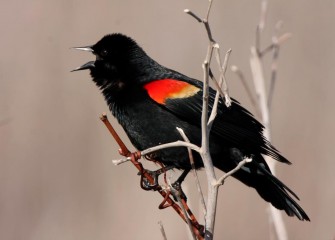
[
  {"left": 256, "top": 0, "right": 268, "bottom": 53},
  {"left": 205, "top": 0, "right": 214, "bottom": 21},
  {"left": 215, "top": 158, "right": 252, "bottom": 187},
  {"left": 267, "top": 44, "right": 279, "bottom": 109},
  {"left": 158, "top": 221, "right": 168, "bottom": 240},
  {"left": 250, "top": 46, "right": 270, "bottom": 130},
  {"left": 230, "top": 65, "right": 261, "bottom": 118},
  {"left": 208, "top": 69, "right": 229, "bottom": 110},
  {"left": 184, "top": 9, "right": 202, "bottom": 22},
  {"left": 208, "top": 49, "right": 232, "bottom": 129},
  {"left": 176, "top": 127, "right": 207, "bottom": 215},
  {"left": 111, "top": 157, "right": 131, "bottom": 165},
  {"left": 267, "top": 22, "right": 286, "bottom": 108},
  {"left": 214, "top": 46, "right": 232, "bottom": 107},
  {"left": 141, "top": 141, "right": 201, "bottom": 157},
  {"left": 100, "top": 113, "right": 130, "bottom": 156},
  {"left": 170, "top": 186, "right": 197, "bottom": 240},
  {"left": 260, "top": 32, "right": 291, "bottom": 57},
  {"left": 100, "top": 114, "right": 204, "bottom": 239}
]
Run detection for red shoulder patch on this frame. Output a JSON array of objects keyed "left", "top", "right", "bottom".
[{"left": 143, "top": 79, "right": 200, "bottom": 104}]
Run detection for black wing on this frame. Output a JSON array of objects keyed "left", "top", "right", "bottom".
[{"left": 153, "top": 78, "right": 290, "bottom": 164}]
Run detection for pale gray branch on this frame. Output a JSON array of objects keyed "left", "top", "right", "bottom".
[
  {"left": 208, "top": 48, "right": 232, "bottom": 129},
  {"left": 230, "top": 65, "right": 261, "bottom": 118},
  {"left": 260, "top": 32, "right": 292, "bottom": 57},
  {"left": 214, "top": 46, "right": 232, "bottom": 107},
  {"left": 250, "top": 3, "right": 290, "bottom": 238},
  {"left": 176, "top": 127, "right": 207, "bottom": 215},
  {"left": 170, "top": 186, "right": 197, "bottom": 240},
  {"left": 111, "top": 157, "right": 131, "bottom": 165},
  {"left": 256, "top": 0, "right": 268, "bottom": 52},
  {"left": 215, "top": 158, "right": 252, "bottom": 187},
  {"left": 141, "top": 141, "right": 201, "bottom": 157},
  {"left": 187, "top": 1, "right": 235, "bottom": 239}
]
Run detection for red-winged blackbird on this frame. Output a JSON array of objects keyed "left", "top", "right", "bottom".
[{"left": 72, "top": 33, "right": 309, "bottom": 221}]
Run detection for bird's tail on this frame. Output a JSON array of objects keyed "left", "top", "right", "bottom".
[
  {"left": 216, "top": 152, "right": 310, "bottom": 221},
  {"left": 251, "top": 160, "right": 310, "bottom": 221}
]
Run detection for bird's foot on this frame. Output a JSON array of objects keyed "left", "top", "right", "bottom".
[
  {"left": 171, "top": 181, "right": 187, "bottom": 202},
  {"left": 137, "top": 166, "right": 174, "bottom": 191}
]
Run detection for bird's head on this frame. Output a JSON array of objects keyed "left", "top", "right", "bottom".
[{"left": 72, "top": 33, "right": 151, "bottom": 96}]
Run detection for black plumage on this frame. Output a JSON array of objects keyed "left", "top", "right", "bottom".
[{"left": 72, "top": 33, "right": 309, "bottom": 221}]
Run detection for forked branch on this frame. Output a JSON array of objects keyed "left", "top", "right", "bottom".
[{"left": 100, "top": 114, "right": 204, "bottom": 240}]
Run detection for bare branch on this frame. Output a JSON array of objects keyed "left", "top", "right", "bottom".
[
  {"left": 177, "top": 127, "right": 207, "bottom": 215},
  {"left": 111, "top": 157, "right": 131, "bottom": 165},
  {"left": 260, "top": 32, "right": 292, "bottom": 57},
  {"left": 230, "top": 65, "right": 261, "bottom": 117},
  {"left": 141, "top": 141, "right": 201, "bottom": 157},
  {"left": 277, "top": 32, "right": 292, "bottom": 44},
  {"left": 250, "top": 46, "right": 270, "bottom": 129},
  {"left": 158, "top": 221, "right": 168, "bottom": 240},
  {"left": 100, "top": 113, "right": 130, "bottom": 156},
  {"left": 170, "top": 186, "right": 197, "bottom": 240},
  {"left": 203, "top": 0, "right": 215, "bottom": 42},
  {"left": 100, "top": 114, "right": 204, "bottom": 239},
  {"left": 207, "top": 86, "right": 220, "bottom": 131},
  {"left": 201, "top": 34, "right": 217, "bottom": 240},
  {"left": 215, "top": 158, "right": 252, "bottom": 187},
  {"left": 259, "top": 0, "right": 268, "bottom": 32},
  {"left": 215, "top": 46, "right": 232, "bottom": 107},
  {"left": 208, "top": 69, "right": 228, "bottom": 110},
  {"left": 268, "top": 24, "right": 291, "bottom": 108},
  {"left": 268, "top": 44, "right": 279, "bottom": 108},
  {"left": 251, "top": 3, "right": 292, "bottom": 238},
  {"left": 186, "top": 1, "right": 235, "bottom": 239},
  {"left": 208, "top": 48, "right": 232, "bottom": 129},
  {"left": 205, "top": 0, "right": 214, "bottom": 22},
  {"left": 256, "top": 0, "right": 268, "bottom": 52},
  {"left": 184, "top": 9, "right": 202, "bottom": 23}
]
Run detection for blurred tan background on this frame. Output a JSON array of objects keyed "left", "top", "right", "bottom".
[{"left": 1, "top": 0, "right": 334, "bottom": 239}]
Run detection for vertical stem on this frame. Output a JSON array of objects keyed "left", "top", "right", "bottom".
[
  {"left": 201, "top": 50, "right": 219, "bottom": 240},
  {"left": 250, "top": 46, "right": 288, "bottom": 240}
]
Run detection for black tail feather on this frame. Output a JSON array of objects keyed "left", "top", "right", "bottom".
[
  {"left": 216, "top": 153, "right": 310, "bottom": 221},
  {"left": 253, "top": 172, "right": 310, "bottom": 221},
  {"left": 252, "top": 160, "right": 300, "bottom": 200}
]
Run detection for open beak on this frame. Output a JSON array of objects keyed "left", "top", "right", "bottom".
[
  {"left": 71, "top": 45, "right": 95, "bottom": 72},
  {"left": 71, "top": 61, "right": 95, "bottom": 72}
]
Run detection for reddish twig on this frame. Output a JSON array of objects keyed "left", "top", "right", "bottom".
[
  {"left": 100, "top": 113, "right": 131, "bottom": 156},
  {"left": 100, "top": 113, "right": 204, "bottom": 239}
]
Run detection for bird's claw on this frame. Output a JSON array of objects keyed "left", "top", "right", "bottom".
[
  {"left": 137, "top": 169, "right": 160, "bottom": 190},
  {"left": 171, "top": 181, "right": 187, "bottom": 202}
]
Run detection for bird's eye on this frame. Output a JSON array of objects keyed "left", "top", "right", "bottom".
[{"left": 101, "top": 49, "right": 108, "bottom": 57}]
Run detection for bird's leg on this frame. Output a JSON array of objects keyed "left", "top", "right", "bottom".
[
  {"left": 171, "top": 169, "right": 190, "bottom": 202},
  {"left": 138, "top": 165, "right": 175, "bottom": 190}
]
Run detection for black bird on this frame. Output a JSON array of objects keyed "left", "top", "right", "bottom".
[{"left": 72, "top": 33, "right": 309, "bottom": 221}]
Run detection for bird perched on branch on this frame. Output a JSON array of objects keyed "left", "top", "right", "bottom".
[{"left": 72, "top": 33, "right": 309, "bottom": 221}]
